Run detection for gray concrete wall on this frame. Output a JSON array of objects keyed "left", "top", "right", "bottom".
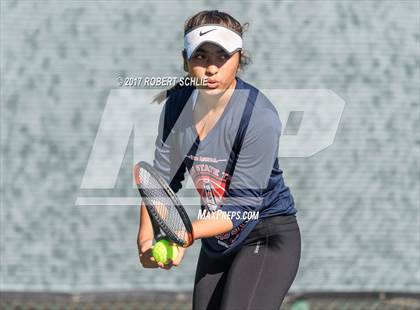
[{"left": 1, "top": 0, "right": 419, "bottom": 293}]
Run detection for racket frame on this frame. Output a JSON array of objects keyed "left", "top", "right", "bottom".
[{"left": 134, "top": 161, "right": 194, "bottom": 247}]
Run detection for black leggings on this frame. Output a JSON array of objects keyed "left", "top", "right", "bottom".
[{"left": 193, "top": 214, "right": 301, "bottom": 310}]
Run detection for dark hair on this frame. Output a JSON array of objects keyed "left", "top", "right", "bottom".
[{"left": 153, "top": 10, "right": 251, "bottom": 104}]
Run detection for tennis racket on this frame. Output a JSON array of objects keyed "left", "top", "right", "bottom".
[{"left": 134, "top": 161, "right": 194, "bottom": 248}]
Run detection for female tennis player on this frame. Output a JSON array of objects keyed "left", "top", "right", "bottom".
[{"left": 138, "top": 10, "right": 301, "bottom": 310}]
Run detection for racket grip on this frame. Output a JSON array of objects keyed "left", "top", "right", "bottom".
[{"left": 184, "top": 230, "right": 195, "bottom": 248}]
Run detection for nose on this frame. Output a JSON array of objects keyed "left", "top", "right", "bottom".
[
  {"left": 206, "top": 64, "right": 219, "bottom": 75},
  {"left": 206, "top": 63, "right": 219, "bottom": 75}
]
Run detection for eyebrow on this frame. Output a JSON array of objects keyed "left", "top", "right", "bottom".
[{"left": 195, "top": 47, "right": 227, "bottom": 54}]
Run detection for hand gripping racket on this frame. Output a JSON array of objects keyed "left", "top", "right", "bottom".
[{"left": 134, "top": 161, "right": 194, "bottom": 248}]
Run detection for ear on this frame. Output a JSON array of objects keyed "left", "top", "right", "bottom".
[{"left": 182, "top": 50, "right": 188, "bottom": 72}]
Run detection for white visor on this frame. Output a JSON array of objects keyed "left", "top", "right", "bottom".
[{"left": 184, "top": 25, "right": 243, "bottom": 59}]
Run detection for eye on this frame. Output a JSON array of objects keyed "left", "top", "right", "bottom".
[
  {"left": 219, "top": 53, "right": 229, "bottom": 60},
  {"left": 193, "top": 53, "right": 205, "bottom": 60}
]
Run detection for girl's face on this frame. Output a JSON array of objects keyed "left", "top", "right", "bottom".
[{"left": 185, "top": 42, "right": 240, "bottom": 96}]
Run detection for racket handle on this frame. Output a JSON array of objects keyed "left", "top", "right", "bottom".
[{"left": 184, "top": 230, "right": 195, "bottom": 248}]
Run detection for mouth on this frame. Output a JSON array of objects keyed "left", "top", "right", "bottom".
[{"left": 206, "top": 79, "right": 219, "bottom": 89}]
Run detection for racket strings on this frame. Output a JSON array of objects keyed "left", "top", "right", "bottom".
[{"left": 139, "top": 168, "right": 188, "bottom": 242}]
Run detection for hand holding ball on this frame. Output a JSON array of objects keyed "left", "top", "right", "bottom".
[{"left": 152, "top": 240, "right": 179, "bottom": 265}]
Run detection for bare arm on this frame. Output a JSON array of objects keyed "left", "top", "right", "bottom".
[
  {"left": 192, "top": 210, "right": 234, "bottom": 240},
  {"left": 137, "top": 201, "right": 154, "bottom": 252},
  {"left": 138, "top": 200, "right": 234, "bottom": 247}
]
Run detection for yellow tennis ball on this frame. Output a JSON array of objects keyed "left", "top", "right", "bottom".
[
  {"left": 152, "top": 240, "right": 178, "bottom": 264},
  {"left": 169, "top": 243, "right": 179, "bottom": 261}
]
